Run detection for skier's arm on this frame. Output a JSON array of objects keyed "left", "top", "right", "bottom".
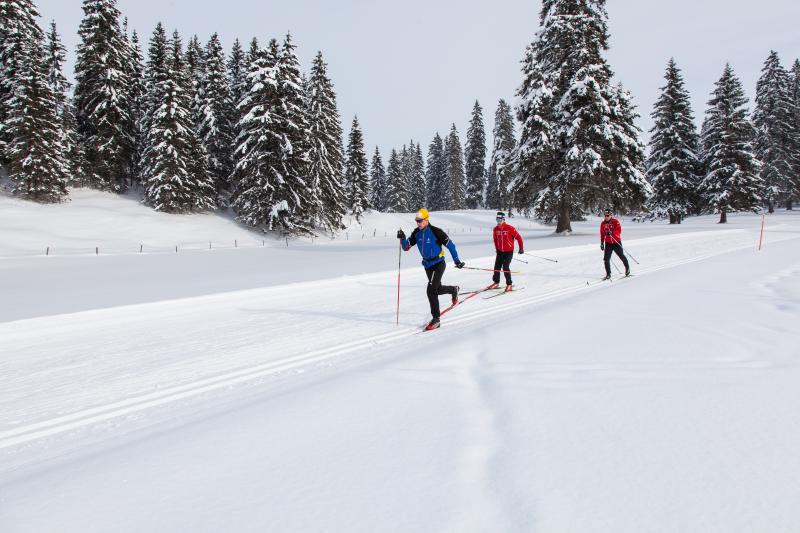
[
  {"left": 432, "top": 226, "right": 462, "bottom": 264},
  {"left": 514, "top": 227, "right": 524, "bottom": 253},
  {"left": 401, "top": 228, "right": 418, "bottom": 251}
]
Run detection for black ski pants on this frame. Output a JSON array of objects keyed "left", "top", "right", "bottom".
[
  {"left": 424, "top": 261, "right": 457, "bottom": 318},
  {"left": 493, "top": 251, "right": 514, "bottom": 285},
  {"left": 603, "top": 242, "right": 630, "bottom": 275}
]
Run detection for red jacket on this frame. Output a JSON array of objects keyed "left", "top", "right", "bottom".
[
  {"left": 600, "top": 217, "right": 622, "bottom": 244},
  {"left": 493, "top": 223, "right": 523, "bottom": 252}
]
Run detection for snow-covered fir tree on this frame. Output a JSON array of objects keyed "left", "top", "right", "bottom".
[
  {"left": 226, "top": 38, "right": 246, "bottom": 142},
  {"left": 306, "top": 51, "right": 346, "bottom": 229},
  {"left": 400, "top": 144, "right": 410, "bottom": 207},
  {"left": 185, "top": 35, "right": 205, "bottom": 127},
  {"left": 125, "top": 28, "right": 146, "bottom": 187},
  {"left": 231, "top": 42, "right": 281, "bottom": 229},
  {"left": 273, "top": 33, "right": 314, "bottom": 229},
  {"left": 384, "top": 148, "right": 407, "bottom": 212},
  {"left": 646, "top": 59, "right": 701, "bottom": 223},
  {"left": 370, "top": 146, "right": 387, "bottom": 211},
  {"left": 344, "top": 116, "right": 369, "bottom": 221},
  {"left": 425, "top": 133, "right": 448, "bottom": 210},
  {"left": 232, "top": 37, "right": 312, "bottom": 233},
  {"left": 790, "top": 59, "right": 800, "bottom": 208},
  {"left": 604, "top": 84, "right": 651, "bottom": 212},
  {"left": 141, "top": 30, "right": 214, "bottom": 212},
  {"left": 511, "top": 0, "right": 648, "bottom": 232},
  {"left": 699, "top": 64, "right": 761, "bottom": 223},
  {"left": 753, "top": 51, "right": 797, "bottom": 212},
  {"left": 0, "top": 0, "right": 45, "bottom": 167},
  {"left": 44, "top": 20, "right": 80, "bottom": 183},
  {"left": 486, "top": 99, "right": 516, "bottom": 211},
  {"left": 198, "top": 33, "right": 234, "bottom": 204},
  {"left": 445, "top": 124, "right": 466, "bottom": 209},
  {"left": 73, "top": 0, "right": 136, "bottom": 192},
  {"left": 6, "top": 33, "right": 68, "bottom": 202},
  {"left": 408, "top": 141, "right": 426, "bottom": 209},
  {"left": 465, "top": 100, "right": 487, "bottom": 208}
]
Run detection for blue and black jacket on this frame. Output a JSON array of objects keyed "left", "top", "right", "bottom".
[{"left": 401, "top": 224, "right": 461, "bottom": 268}]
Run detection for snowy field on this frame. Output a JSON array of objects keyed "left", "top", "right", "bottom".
[{"left": 2, "top": 189, "right": 800, "bottom": 532}]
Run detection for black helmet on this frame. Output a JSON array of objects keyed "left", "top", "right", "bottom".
[{"left": 603, "top": 208, "right": 613, "bottom": 216}]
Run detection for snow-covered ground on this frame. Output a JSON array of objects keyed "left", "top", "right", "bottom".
[{"left": 1, "top": 189, "right": 799, "bottom": 532}]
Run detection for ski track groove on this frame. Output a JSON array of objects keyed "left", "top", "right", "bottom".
[{"left": 1, "top": 230, "right": 796, "bottom": 451}]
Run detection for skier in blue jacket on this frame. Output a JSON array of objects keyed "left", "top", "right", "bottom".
[{"left": 397, "top": 208, "right": 465, "bottom": 330}]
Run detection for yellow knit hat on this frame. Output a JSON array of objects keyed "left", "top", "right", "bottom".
[{"left": 415, "top": 208, "right": 430, "bottom": 221}]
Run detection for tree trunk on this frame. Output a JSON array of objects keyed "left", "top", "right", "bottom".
[
  {"left": 768, "top": 201, "right": 774, "bottom": 214},
  {"left": 718, "top": 208, "right": 727, "bottom": 224},
  {"left": 787, "top": 199, "right": 793, "bottom": 211},
  {"left": 668, "top": 213, "right": 676, "bottom": 224},
  {"left": 555, "top": 203, "right": 572, "bottom": 233}
]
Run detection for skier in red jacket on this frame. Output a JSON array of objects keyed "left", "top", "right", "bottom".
[
  {"left": 491, "top": 211, "right": 524, "bottom": 291},
  {"left": 600, "top": 208, "right": 630, "bottom": 279}
]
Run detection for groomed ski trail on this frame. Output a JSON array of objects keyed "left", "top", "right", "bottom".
[{"left": 1, "top": 228, "right": 796, "bottom": 451}]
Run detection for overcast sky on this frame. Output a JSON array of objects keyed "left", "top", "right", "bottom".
[{"left": 36, "top": 0, "right": 800, "bottom": 159}]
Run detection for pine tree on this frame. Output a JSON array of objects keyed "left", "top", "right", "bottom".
[
  {"left": 199, "top": 33, "right": 234, "bottom": 204},
  {"left": 370, "top": 146, "right": 386, "bottom": 211},
  {"left": 6, "top": 33, "right": 68, "bottom": 202},
  {"left": 141, "top": 30, "right": 214, "bottom": 212},
  {"left": 753, "top": 51, "right": 797, "bottom": 213},
  {"left": 73, "top": 0, "right": 136, "bottom": 192},
  {"left": 185, "top": 35, "right": 205, "bottom": 126},
  {"left": 487, "top": 99, "right": 516, "bottom": 210},
  {"left": 646, "top": 59, "right": 701, "bottom": 223},
  {"left": 345, "top": 116, "right": 369, "bottom": 221},
  {"left": 232, "top": 37, "right": 312, "bottom": 233},
  {"left": 425, "top": 133, "right": 448, "bottom": 210},
  {"left": 445, "top": 124, "right": 466, "bottom": 209},
  {"left": 385, "top": 149, "right": 407, "bottom": 212},
  {"left": 231, "top": 41, "right": 281, "bottom": 229},
  {"left": 400, "top": 144, "right": 410, "bottom": 211},
  {"left": 306, "top": 51, "right": 346, "bottom": 229},
  {"left": 408, "top": 141, "right": 427, "bottom": 209},
  {"left": 512, "top": 0, "right": 647, "bottom": 232},
  {"left": 699, "top": 64, "right": 761, "bottom": 223},
  {"left": 44, "top": 21, "right": 79, "bottom": 183},
  {"left": 465, "top": 100, "right": 487, "bottom": 208},
  {"left": 274, "top": 33, "right": 313, "bottom": 230},
  {"left": 0, "top": 0, "right": 45, "bottom": 167},
  {"left": 126, "top": 29, "right": 146, "bottom": 187},
  {"left": 227, "top": 38, "right": 246, "bottom": 142},
  {"left": 789, "top": 59, "right": 800, "bottom": 208}
]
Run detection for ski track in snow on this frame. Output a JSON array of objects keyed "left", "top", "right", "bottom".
[{"left": 1, "top": 227, "right": 798, "bottom": 455}]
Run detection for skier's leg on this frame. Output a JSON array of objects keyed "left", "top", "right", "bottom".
[
  {"left": 502, "top": 252, "right": 513, "bottom": 285},
  {"left": 603, "top": 245, "right": 613, "bottom": 276},
  {"left": 492, "top": 253, "right": 502, "bottom": 284},
  {"left": 434, "top": 261, "right": 456, "bottom": 298},
  {"left": 614, "top": 243, "right": 630, "bottom": 273},
  {"left": 426, "top": 263, "right": 446, "bottom": 318}
]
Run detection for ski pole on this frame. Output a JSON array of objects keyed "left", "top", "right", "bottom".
[
  {"left": 460, "top": 266, "right": 521, "bottom": 274},
  {"left": 396, "top": 238, "right": 402, "bottom": 326},
  {"left": 512, "top": 257, "right": 529, "bottom": 264},
  {"left": 609, "top": 235, "right": 639, "bottom": 264},
  {"left": 522, "top": 252, "right": 558, "bottom": 263}
]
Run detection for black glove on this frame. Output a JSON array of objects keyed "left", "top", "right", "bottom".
[
  {"left": 600, "top": 243, "right": 605, "bottom": 251},
  {"left": 455, "top": 261, "right": 465, "bottom": 269},
  {"left": 396, "top": 229, "right": 405, "bottom": 240},
  {"left": 518, "top": 249, "right": 524, "bottom": 255}
]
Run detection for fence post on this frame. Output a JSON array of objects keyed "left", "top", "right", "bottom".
[
  {"left": 95, "top": 246, "right": 99, "bottom": 255},
  {"left": 285, "top": 237, "right": 289, "bottom": 247},
  {"left": 140, "top": 244, "right": 143, "bottom": 253},
  {"left": 46, "top": 246, "right": 50, "bottom": 256},
  {"left": 235, "top": 239, "right": 238, "bottom": 248},
  {"left": 209, "top": 241, "right": 212, "bottom": 249},
  {"left": 175, "top": 245, "right": 178, "bottom": 253}
]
